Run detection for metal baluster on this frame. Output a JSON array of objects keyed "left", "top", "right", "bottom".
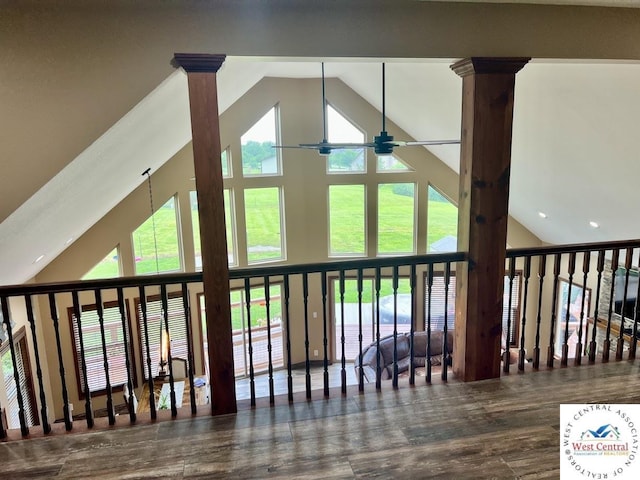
[
  {"left": 138, "top": 286, "right": 156, "bottom": 419},
  {"left": 392, "top": 266, "right": 399, "bottom": 388},
  {"left": 115, "top": 287, "right": 136, "bottom": 422},
  {"left": 533, "top": 255, "right": 546, "bottom": 369},
  {"left": 321, "top": 271, "right": 329, "bottom": 397},
  {"left": 547, "top": 254, "right": 562, "bottom": 368},
  {"left": 71, "top": 291, "right": 93, "bottom": 428},
  {"left": 264, "top": 277, "right": 274, "bottom": 405},
  {"left": 603, "top": 249, "right": 620, "bottom": 362},
  {"left": 284, "top": 275, "right": 294, "bottom": 401},
  {"left": 94, "top": 289, "right": 116, "bottom": 424},
  {"left": 589, "top": 251, "right": 605, "bottom": 362},
  {"left": 25, "top": 295, "right": 51, "bottom": 434},
  {"left": 519, "top": 256, "right": 531, "bottom": 371},
  {"left": 409, "top": 264, "right": 417, "bottom": 385},
  {"left": 617, "top": 249, "right": 633, "bottom": 360},
  {"left": 504, "top": 257, "right": 516, "bottom": 373},
  {"left": 356, "top": 269, "right": 364, "bottom": 392},
  {"left": 375, "top": 267, "right": 382, "bottom": 390},
  {"left": 442, "top": 262, "right": 451, "bottom": 382},
  {"left": 49, "top": 293, "right": 72, "bottom": 431},
  {"left": 243, "top": 279, "right": 256, "bottom": 407},
  {"left": 561, "top": 252, "right": 576, "bottom": 367},
  {"left": 0, "top": 297, "right": 28, "bottom": 436},
  {"left": 160, "top": 285, "right": 177, "bottom": 418},
  {"left": 426, "top": 264, "right": 434, "bottom": 384},
  {"left": 303, "top": 273, "right": 311, "bottom": 399},
  {"left": 575, "top": 252, "right": 590, "bottom": 365},
  {"left": 181, "top": 283, "right": 196, "bottom": 414},
  {"left": 339, "top": 270, "right": 347, "bottom": 394}
]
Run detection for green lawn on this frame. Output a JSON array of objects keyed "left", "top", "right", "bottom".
[
  {"left": 329, "top": 185, "right": 365, "bottom": 254},
  {"left": 84, "top": 184, "right": 458, "bottom": 279}
]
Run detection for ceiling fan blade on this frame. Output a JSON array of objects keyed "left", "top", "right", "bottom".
[{"left": 393, "top": 140, "right": 461, "bottom": 147}]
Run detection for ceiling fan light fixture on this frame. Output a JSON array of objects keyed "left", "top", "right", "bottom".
[
  {"left": 374, "top": 131, "right": 394, "bottom": 155},
  {"left": 318, "top": 143, "right": 332, "bottom": 156}
]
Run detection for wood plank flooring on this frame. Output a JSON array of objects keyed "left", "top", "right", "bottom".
[{"left": 1, "top": 361, "right": 640, "bottom": 479}]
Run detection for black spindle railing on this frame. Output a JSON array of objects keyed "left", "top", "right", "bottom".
[
  {"left": 49, "top": 293, "right": 72, "bottom": 431},
  {"left": 25, "top": 294, "right": 51, "bottom": 434},
  {"left": 533, "top": 255, "right": 545, "bottom": 369},
  {"left": 71, "top": 291, "right": 93, "bottom": 428},
  {"left": 284, "top": 275, "right": 294, "bottom": 401},
  {"left": 603, "top": 249, "right": 619, "bottom": 362},
  {"left": 181, "top": 283, "right": 196, "bottom": 414},
  {"left": 243, "top": 278, "right": 256, "bottom": 406},
  {"left": 589, "top": 251, "right": 605, "bottom": 362},
  {"left": 518, "top": 256, "right": 531, "bottom": 371}
]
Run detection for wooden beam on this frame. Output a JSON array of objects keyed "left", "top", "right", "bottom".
[
  {"left": 451, "top": 57, "right": 530, "bottom": 382},
  {"left": 172, "top": 53, "right": 236, "bottom": 415}
]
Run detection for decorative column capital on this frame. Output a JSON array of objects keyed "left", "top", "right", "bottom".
[
  {"left": 171, "top": 53, "right": 226, "bottom": 73},
  {"left": 451, "top": 57, "right": 530, "bottom": 77}
]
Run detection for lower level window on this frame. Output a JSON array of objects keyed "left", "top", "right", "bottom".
[{"left": 69, "top": 300, "right": 135, "bottom": 395}]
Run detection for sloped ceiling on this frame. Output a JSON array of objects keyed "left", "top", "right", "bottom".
[{"left": 2, "top": 57, "right": 640, "bottom": 287}]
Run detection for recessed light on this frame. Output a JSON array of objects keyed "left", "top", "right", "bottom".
[
  {"left": 65, "top": 237, "right": 73, "bottom": 245},
  {"left": 589, "top": 221, "right": 599, "bottom": 228},
  {"left": 538, "top": 212, "right": 547, "bottom": 219},
  {"left": 34, "top": 254, "right": 45, "bottom": 264}
]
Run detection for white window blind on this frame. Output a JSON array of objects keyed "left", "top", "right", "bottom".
[
  {"left": 2, "top": 335, "right": 37, "bottom": 429},
  {"left": 136, "top": 292, "right": 190, "bottom": 380},
  {"left": 70, "top": 300, "right": 134, "bottom": 394},
  {"left": 424, "top": 271, "right": 522, "bottom": 345}
]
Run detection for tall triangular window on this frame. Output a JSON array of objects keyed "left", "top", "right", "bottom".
[
  {"left": 82, "top": 247, "right": 120, "bottom": 280},
  {"left": 426, "top": 185, "right": 458, "bottom": 253},
  {"left": 241, "top": 106, "right": 280, "bottom": 177},
  {"left": 327, "top": 105, "right": 366, "bottom": 173},
  {"left": 377, "top": 154, "right": 412, "bottom": 172}
]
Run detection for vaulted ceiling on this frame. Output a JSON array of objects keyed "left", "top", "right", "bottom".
[{"left": 2, "top": 1, "right": 640, "bottom": 286}]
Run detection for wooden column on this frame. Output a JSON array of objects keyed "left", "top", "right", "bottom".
[
  {"left": 451, "top": 57, "right": 530, "bottom": 382},
  {"left": 172, "top": 53, "right": 236, "bottom": 415}
]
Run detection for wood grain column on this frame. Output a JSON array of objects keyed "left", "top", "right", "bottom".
[
  {"left": 172, "top": 53, "right": 236, "bottom": 415},
  {"left": 451, "top": 57, "right": 529, "bottom": 382}
]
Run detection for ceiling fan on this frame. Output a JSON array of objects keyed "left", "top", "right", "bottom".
[{"left": 274, "top": 62, "right": 460, "bottom": 156}]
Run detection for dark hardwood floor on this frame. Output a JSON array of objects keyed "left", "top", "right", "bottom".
[{"left": 1, "top": 361, "right": 639, "bottom": 479}]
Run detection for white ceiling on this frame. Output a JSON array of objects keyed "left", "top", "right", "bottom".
[{"left": 1, "top": 57, "right": 640, "bottom": 286}]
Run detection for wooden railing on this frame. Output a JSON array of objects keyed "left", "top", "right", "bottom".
[{"left": 2, "top": 239, "right": 640, "bottom": 439}]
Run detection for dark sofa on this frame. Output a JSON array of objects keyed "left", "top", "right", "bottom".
[{"left": 354, "top": 330, "right": 454, "bottom": 383}]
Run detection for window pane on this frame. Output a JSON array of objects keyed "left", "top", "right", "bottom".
[
  {"left": 329, "top": 185, "right": 365, "bottom": 256},
  {"left": 191, "top": 190, "right": 235, "bottom": 268},
  {"left": 133, "top": 197, "right": 181, "bottom": 275},
  {"left": 201, "top": 286, "right": 284, "bottom": 379},
  {"left": 241, "top": 107, "right": 280, "bottom": 176},
  {"left": 82, "top": 247, "right": 120, "bottom": 280},
  {"left": 136, "top": 293, "right": 190, "bottom": 380},
  {"left": 327, "top": 105, "right": 366, "bottom": 173},
  {"left": 377, "top": 154, "right": 412, "bottom": 172},
  {"left": 424, "top": 271, "right": 522, "bottom": 343},
  {"left": 221, "top": 148, "right": 231, "bottom": 178},
  {"left": 244, "top": 187, "right": 283, "bottom": 263},
  {"left": 70, "top": 301, "right": 134, "bottom": 393},
  {"left": 427, "top": 185, "right": 458, "bottom": 253},
  {"left": 378, "top": 183, "right": 415, "bottom": 254}
]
